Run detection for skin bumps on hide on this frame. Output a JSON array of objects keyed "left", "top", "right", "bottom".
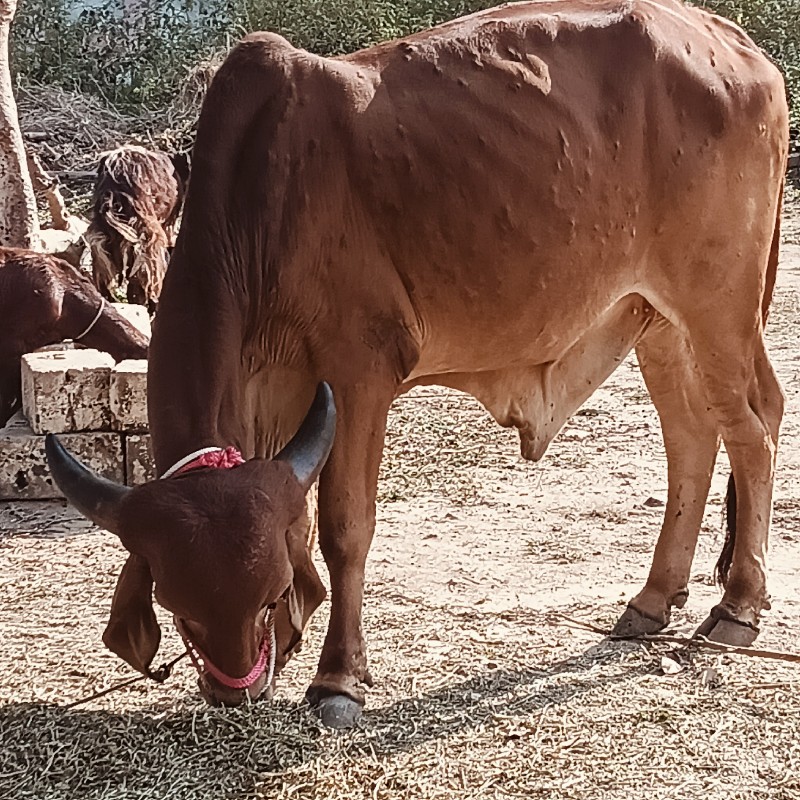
[{"left": 47, "top": 0, "right": 788, "bottom": 726}]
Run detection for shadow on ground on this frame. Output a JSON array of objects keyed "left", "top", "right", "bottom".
[{"left": 0, "top": 642, "right": 647, "bottom": 798}]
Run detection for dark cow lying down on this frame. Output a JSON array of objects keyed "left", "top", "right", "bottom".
[
  {"left": 0, "top": 249, "right": 149, "bottom": 427},
  {"left": 86, "top": 145, "right": 189, "bottom": 312},
  {"left": 48, "top": 0, "right": 788, "bottom": 728}
]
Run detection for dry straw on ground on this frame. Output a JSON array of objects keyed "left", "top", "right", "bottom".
[{"left": 2, "top": 577, "right": 800, "bottom": 800}]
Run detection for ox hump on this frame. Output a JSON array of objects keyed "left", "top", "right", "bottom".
[{"left": 239, "top": 31, "right": 295, "bottom": 56}]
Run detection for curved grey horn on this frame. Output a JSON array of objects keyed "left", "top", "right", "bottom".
[
  {"left": 45, "top": 434, "right": 130, "bottom": 532},
  {"left": 274, "top": 382, "right": 336, "bottom": 489}
]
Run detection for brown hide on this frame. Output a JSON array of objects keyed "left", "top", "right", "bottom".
[
  {"left": 134, "top": 0, "right": 786, "bottom": 705},
  {"left": 0, "top": 248, "right": 149, "bottom": 426}
]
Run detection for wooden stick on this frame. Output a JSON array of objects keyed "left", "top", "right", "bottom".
[
  {"left": 636, "top": 633, "right": 800, "bottom": 664},
  {"left": 26, "top": 151, "right": 71, "bottom": 230},
  {"left": 549, "top": 613, "right": 610, "bottom": 636},
  {"left": 551, "top": 614, "right": 800, "bottom": 664},
  {"left": 55, "top": 169, "right": 96, "bottom": 181},
  {"left": 748, "top": 682, "right": 797, "bottom": 690}
]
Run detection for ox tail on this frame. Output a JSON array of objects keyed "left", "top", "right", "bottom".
[{"left": 716, "top": 178, "right": 784, "bottom": 588}]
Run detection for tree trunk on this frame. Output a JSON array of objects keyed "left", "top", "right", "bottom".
[{"left": 0, "top": 0, "right": 39, "bottom": 249}]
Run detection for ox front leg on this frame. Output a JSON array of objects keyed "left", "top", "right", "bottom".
[
  {"left": 306, "top": 381, "right": 394, "bottom": 728},
  {"left": 613, "top": 323, "right": 719, "bottom": 637}
]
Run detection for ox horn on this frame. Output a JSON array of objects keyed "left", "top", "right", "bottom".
[
  {"left": 274, "top": 382, "right": 336, "bottom": 489},
  {"left": 45, "top": 434, "right": 130, "bottom": 532}
]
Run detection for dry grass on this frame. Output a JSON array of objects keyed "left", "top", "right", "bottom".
[
  {"left": 2, "top": 575, "right": 800, "bottom": 800},
  {"left": 380, "top": 389, "right": 518, "bottom": 505},
  {"left": 18, "top": 87, "right": 168, "bottom": 173},
  {"left": 16, "top": 74, "right": 213, "bottom": 212}
]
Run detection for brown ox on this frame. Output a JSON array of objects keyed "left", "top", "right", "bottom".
[
  {"left": 86, "top": 145, "right": 190, "bottom": 313},
  {"left": 47, "top": 0, "right": 788, "bottom": 728},
  {"left": 0, "top": 249, "right": 149, "bottom": 426}
]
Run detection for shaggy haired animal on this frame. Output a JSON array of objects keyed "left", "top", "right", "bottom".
[
  {"left": 86, "top": 146, "right": 190, "bottom": 313},
  {"left": 0, "top": 249, "right": 149, "bottom": 426}
]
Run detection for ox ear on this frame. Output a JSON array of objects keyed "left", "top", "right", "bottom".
[
  {"left": 102, "top": 554, "right": 162, "bottom": 678},
  {"left": 278, "top": 516, "right": 326, "bottom": 652}
]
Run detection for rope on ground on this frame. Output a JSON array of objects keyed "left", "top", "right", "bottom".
[
  {"left": 64, "top": 651, "right": 188, "bottom": 709},
  {"left": 551, "top": 612, "right": 800, "bottom": 664}
]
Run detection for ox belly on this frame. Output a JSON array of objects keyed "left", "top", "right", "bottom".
[{"left": 406, "top": 294, "right": 657, "bottom": 462}]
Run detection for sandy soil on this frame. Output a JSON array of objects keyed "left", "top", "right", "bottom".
[{"left": 1, "top": 198, "right": 799, "bottom": 800}]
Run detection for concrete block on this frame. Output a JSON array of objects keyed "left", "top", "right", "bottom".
[
  {"left": 111, "top": 303, "right": 151, "bottom": 339},
  {"left": 0, "top": 411, "right": 123, "bottom": 501},
  {"left": 110, "top": 360, "right": 148, "bottom": 432},
  {"left": 125, "top": 434, "right": 155, "bottom": 485},
  {"left": 21, "top": 349, "right": 114, "bottom": 434}
]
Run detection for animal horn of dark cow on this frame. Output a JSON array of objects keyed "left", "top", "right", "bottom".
[
  {"left": 274, "top": 382, "right": 336, "bottom": 489},
  {"left": 45, "top": 434, "right": 130, "bottom": 532}
]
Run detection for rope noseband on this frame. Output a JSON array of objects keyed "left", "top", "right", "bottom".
[{"left": 175, "top": 610, "right": 277, "bottom": 691}]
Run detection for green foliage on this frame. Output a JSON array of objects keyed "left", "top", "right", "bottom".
[
  {"left": 13, "top": 0, "right": 231, "bottom": 109},
  {"left": 10, "top": 0, "right": 800, "bottom": 125},
  {"left": 233, "top": 1, "right": 495, "bottom": 55},
  {"left": 12, "top": 0, "right": 502, "bottom": 111}
]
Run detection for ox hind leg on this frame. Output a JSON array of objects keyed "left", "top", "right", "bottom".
[
  {"left": 613, "top": 320, "right": 720, "bottom": 637},
  {"left": 686, "top": 322, "right": 783, "bottom": 645},
  {"left": 306, "top": 378, "right": 397, "bottom": 728}
]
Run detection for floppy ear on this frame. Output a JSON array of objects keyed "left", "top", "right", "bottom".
[
  {"left": 281, "top": 517, "right": 326, "bottom": 653},
  {"left": 102, "top": 554, "right": 162, "bottom": 678}
]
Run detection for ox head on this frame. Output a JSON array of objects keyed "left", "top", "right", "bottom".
[{"left": 46, "top": 384, "right": 335, "bottom": 706}]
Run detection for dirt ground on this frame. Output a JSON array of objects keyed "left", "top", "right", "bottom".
[{"left": 1, "top": 197, "right": 800, "bottom": 800}]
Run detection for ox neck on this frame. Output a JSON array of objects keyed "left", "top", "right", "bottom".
[
  {"left": 146, "top": 274, "right": 252, "bottom": 474},
  {"left": 62, "top": 292, "right": 149, "bottom": 362}
]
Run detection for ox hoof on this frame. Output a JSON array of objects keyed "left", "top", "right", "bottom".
[
  {"left": 695, "top": 616, "right": 758, "bottom": 647},
  {"left": 312, "top": 694, "right": 363, "bottom": 729},
  {"left": 611, "top": 605, "right": 667, "bottom": 639}
]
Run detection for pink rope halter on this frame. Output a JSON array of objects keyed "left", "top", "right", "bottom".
[
  {"left": 161, "top": 445, "right": 275, "bottom": 691},
  {"left": 175, "top": 610, "right": 276, "bottom": 691}
]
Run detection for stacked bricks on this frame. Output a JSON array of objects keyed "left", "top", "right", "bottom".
[{"left": 0, "top": 304, "right": 156, "bottom": 501}]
